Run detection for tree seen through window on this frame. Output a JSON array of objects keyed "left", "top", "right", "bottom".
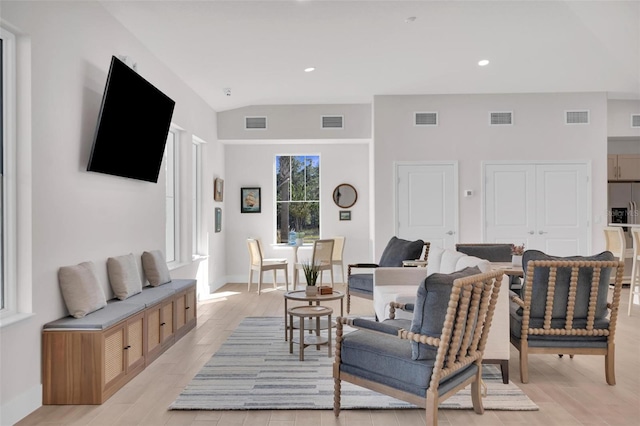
[{"left": 276, "top": 155, "right": 319, "bottom": 244}]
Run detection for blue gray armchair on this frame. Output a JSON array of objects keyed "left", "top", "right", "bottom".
[
  {"left": 334, "top": 267, "right": 504, "bottom": 426},
  {"left": 347, "top": 236, "right": 428, "bottom": 313},
  {"left": 509, "top": 250, "right": 624, "bottom": 384}
]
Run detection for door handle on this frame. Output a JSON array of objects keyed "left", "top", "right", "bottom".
[
  {"left": 528, "top": 230, "right": 535, "bottom": 234},
  {"left": 538, "top": 230, "right": 548, "bottom": 234},
  {"left": 446, "top": 231, "right": 455, "bottom": 235}
]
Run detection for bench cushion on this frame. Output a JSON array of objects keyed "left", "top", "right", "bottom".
[
  {"left": 166, "top": 278, "right": 197, "bottom": 292},
  {"left": 43, "top": 300, "right": 145, "bottom": 330},
  {"left": 127, "top": 285, "right": 175, "bottom": 307}
]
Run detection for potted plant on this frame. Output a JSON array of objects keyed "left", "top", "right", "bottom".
[
  {"left": 511, "top": 244, "right": 525, "bottom": 266},
  {"left": 302, "top": 260, "right": 320, "bottom": 295}
]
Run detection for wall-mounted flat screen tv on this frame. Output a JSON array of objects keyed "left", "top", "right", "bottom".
[{"left": 87, "top": 56, "right": 175, "bottom": 183}]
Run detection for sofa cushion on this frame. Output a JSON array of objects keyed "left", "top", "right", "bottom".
[
  {"left": 410, "top": 266, "right": 481, "bottom": 360},
  {"left": 456, "top": 244, "right": 512, "bottom": 262},
  {"left": 378, "top": 237, "right": 424, "bottom": 267},
  {"left": 142, "top": 250, "right": 171, "bottom": 286},
  {"left": 107, "top": 253, "right": 143, "bottom": 300},
  {"left": 521, "top": 250, "right": 614, "bottom": 320},
  {"left": 58, "top": 261, "right": 107, "bottom": 318}
]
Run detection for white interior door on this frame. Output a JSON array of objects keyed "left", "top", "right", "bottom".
[
  {"left": 485, "top": 162, "right": 589, "bottom": 256},
  {"left": 396, "top": 162, "right": 457, "bottom": 249}
]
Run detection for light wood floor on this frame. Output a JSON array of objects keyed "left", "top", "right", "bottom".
[{"left": 17, "top": 282, "right": 640, "bottom": 426}]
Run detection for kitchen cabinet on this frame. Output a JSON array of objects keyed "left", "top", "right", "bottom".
[{"left": 608, "top": 154, "right": 640, "bottom": 181}]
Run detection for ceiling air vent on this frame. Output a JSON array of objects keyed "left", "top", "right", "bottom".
[
  {"left": 321, "top": 115, "right": 344, "bottom": 129},
  {"left": 631, "top": 114, "right": 640, "bottom": 128},
  {"left": 489, "top": 111, "right": 513, "bottom": 126},
  {"left": 415, "top": 112, "right": 438, "bottom": 126},
  {"left": 565, "top": 110, "right": 589, "bottom": 125},
  {"left": 245, "top": 116, "right": 267, "bottom": 130}
]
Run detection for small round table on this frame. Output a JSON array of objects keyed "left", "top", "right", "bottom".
[
  {"left": 287, "top": 305, "right": 333, "bottom": 361},
  {"left": 283, "top": 290, "right": 344, "bottom": 341}
]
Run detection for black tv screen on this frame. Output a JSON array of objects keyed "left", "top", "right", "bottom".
[{"left": 87, "top": 56, "right": 175, "bottom": 183}]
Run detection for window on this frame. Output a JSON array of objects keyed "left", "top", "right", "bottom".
[
  {"left": 0, "top": 26, "right": 17, "bottom": 319},
  {"left": 165, "top": 129, "right": 179, "bottom": 263},
  {"left": 275, "top": 155, "right": 320, "bottom": 244},
  {"left": 191, "top": 136, "right": 203, "bottom": 257}
]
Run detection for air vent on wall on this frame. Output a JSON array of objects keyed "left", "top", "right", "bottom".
[
  {"left": 415, "top": 112, "right": 438, "bottom": 126},
  {"left": 245, "top": 116, "right": 267, "bottom": 130},
  {"left": 489, "top": 111, "right": 513, "bottom": 126},
  {"left": 565, "top": 110, "right": 589, "bottom": 125},
  {"left": 632, "top": 114, "right": 640, "bottom": 128},
  {"left": 321, "top": 115, "right": 344, "bottom": 129}
]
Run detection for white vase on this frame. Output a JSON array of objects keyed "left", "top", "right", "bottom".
[
  {"left": 512, "top": 255, "right": 523, "bottom": 267},
  {"left": 305, "top": 285, "right": 317, "bottom": 296}
]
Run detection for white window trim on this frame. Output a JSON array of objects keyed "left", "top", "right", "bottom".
[
  {"left": 191, "top": 135, "right": 206, "bottom": 259},
  {"left": 0, "top": 26, "right": 33, "bottom": 327},
  {"left": 165, "top": 126, "right": 181, "bottom": 267}
]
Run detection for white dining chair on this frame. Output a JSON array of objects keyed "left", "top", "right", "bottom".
[
  {"left": 293, "top": 239, "right": 335, "bottom": 289},
  {"left": 331, "top": 236, "right": 346, "bottom": 284},
  {"left": 604, "top": 226, "right": 626, "bottom": 286},
  {"left": 629, "top": 228, "right": 640, "bottom": 315},
  {"left": 247, "top": 238, "right": 289, "bottom": 294}
]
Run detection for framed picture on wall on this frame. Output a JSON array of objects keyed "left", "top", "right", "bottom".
[
  {"left": 214, "top": 178, "right": 224, "bottom": 201},
  {"left": 241, "top": 187, "right": 261, "bottom": 213},
  {"left": 215, "top": 208, "right": 222, "bottom": 232},
  {"left": 339, "top": 210, "right": 351, "bottom": 221}
]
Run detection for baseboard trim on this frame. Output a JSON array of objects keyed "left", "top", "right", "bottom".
[{"left": 1, "top": 383, "right": 42, "bottom": 425}]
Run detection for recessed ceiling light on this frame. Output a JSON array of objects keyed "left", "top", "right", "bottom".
[
  {"left": 304, "top": 67, "right": 315, "bottom": 72},
  {"left": 478, "top": 59, "right": 490, "bottom": 66},
  {"left": 405, "top": 16, "right": 417, "bottom": 23}
]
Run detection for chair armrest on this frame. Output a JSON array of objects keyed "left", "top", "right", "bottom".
[
  {"left": 388, "top": 301, "right": 415, "bottom": 319},
  {"left": 397, "top": 329, "right": 440, "bottom": 348},
  {"left": 510, "top": 292, "right": 525, "bottom": 308},
  {"left": 373, "top": 267, "right": 429, "bottom": 287},
  {"left": 347, "top": 263, "right": 379, "bottom": 276},
  {"left": 335, "top": 316, "right": 405, "bottom": 338}
]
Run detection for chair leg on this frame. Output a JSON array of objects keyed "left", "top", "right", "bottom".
[
  {"left": 272, "top": 270, "right": 277, "bottom": 289},
  {"left": 470, "top": 365, "right": 484, "bottom": 414},
  {"left": 519, "top": 342, "right": 529, "bottom": 383},
  {"left": 499, "top": 360, "right": 509, "bottom": 384},
  {"left": 329, "top": 268, "right": 334, "bottom": 288},
  {"left": 248, "top": 269, "right": 253, "bottom": 292},
  {"left": 346, "top": 293, "right": 351, "bottom": 314},
  {"left": 425, "top": 389, "right": 439, "bottom": 426},
  {"left": 605, "top": 343, "right": 616, "bottom": 385},
  {"left": 284, "top": 267, "right": 289, "bottom": 292},
  {"left": 629, "top": 257, "right": 639, "bottom": 316},
  {"left": 333, "top": 377, "right": 341, "bottom": 417},
  {"left": 258, "top": 271, "right": 263, "bottom": 295}
]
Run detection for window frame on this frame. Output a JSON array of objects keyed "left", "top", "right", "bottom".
[
  {"left": 274, "top": 154, "right": 321, "bottom": 244},
  {"left": 165, "top": 127, "right": 180, "bottom": 266},
  {"left": 191, "top": 135, "right": 205, "bottom": 258}
]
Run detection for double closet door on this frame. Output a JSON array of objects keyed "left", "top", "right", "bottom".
[{"left": 484, "top": 162, "right": 590, "bottom": 256}]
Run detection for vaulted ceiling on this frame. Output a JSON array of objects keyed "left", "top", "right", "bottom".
[{"left": 100, "top": 0, "right": 640, "bottom": 112}]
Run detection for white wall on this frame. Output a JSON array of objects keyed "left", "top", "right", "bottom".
[
  {"left": 223, "top": 142, "right": 370, "bottom": 285},
  {"left": 217, "top": 104, "right": 372, "bottom": 140},
  {"left": 373, "top": 92, "right": 609, "bottom": 259},
  {"left": 608, "top": 99, "right": 640, "bottom": 138},
  {"left": 0, "top": 2, "right": 221, "bottom": 424}
]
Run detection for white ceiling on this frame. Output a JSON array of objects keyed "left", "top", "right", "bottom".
[{"left": 100, "top": 0, "right": 640, "bottom": 112}]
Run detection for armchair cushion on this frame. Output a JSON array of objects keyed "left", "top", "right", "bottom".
[
  {"left": 410, "top": 266, "right": 481, "bottom": 360},
  {"left": 348, "top": 273, "right": 374, "bottom": 294},
  {"left": 520, "top": 250, "right": 614, "bottom": 319},
  {"left": 379, "top": 237, "right": 424, "bottom": 267}
]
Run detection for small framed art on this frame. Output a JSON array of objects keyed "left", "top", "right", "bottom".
[
  {"left": 339, "top": 210, "right": 351, "bottom": 221},
  {"left": 215, "top": 208, "right": 222, "bottom": 232},
  {"left": 241, "top": 187, "right": 261, "bottom": 213},
  {"left": 214, "top": 178, "right": 224, "bottom": 201}
]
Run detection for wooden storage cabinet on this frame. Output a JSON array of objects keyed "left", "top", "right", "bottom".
[
  {"left": 608, "top": 154, "right": 640, "bottom": 181},
  {"left": 43, "top": 311, "right": 146, "bottom": 405},
  {"left": 42, "top": 281, "right": 196, "bottom": 405},
  {"left": 175, "top": 286, "right": 197, "bottom": 340},
  {"left": 145, "top": 298, "right": 175, "bottom": 365}
]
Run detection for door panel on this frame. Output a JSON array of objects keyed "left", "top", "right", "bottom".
[
  {"left": 397, "top": 163, "right": 457, "bottom": 249},
  {"left": 485, "top": 162, "right": 589, "bottom": 256}
]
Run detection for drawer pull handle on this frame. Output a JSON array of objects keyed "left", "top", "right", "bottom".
[
  {"left": 160, "top": 322, "right": 166, "bottom": 326},
  {"left": 124, "top": 345, "right": 131, "bottom": 350},
  {"left": 185, "top": 306, "right": 190, "bottom": 310}
]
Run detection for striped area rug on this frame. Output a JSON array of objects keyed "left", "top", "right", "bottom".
[{"left": 170, "top": 317, "right": 538, "bottom": 411}]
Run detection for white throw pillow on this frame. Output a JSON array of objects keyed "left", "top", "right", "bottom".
[
  {"left": 58, "top": 261, "right": 107, "bottom": 318},
  {"left": 107, "top": 253, "right": 143, "bottom": 300},
  {"left": 141, "top": 250, "right": 171, "bottom": 286}
]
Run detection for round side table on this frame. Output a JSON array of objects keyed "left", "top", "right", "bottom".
[{"left": 287, "top": 305, "right": 333, "bottom": 361}]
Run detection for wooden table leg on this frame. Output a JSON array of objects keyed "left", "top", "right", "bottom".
[{"left": 299, "top": 315, "right": 305, "bottom": 361}]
